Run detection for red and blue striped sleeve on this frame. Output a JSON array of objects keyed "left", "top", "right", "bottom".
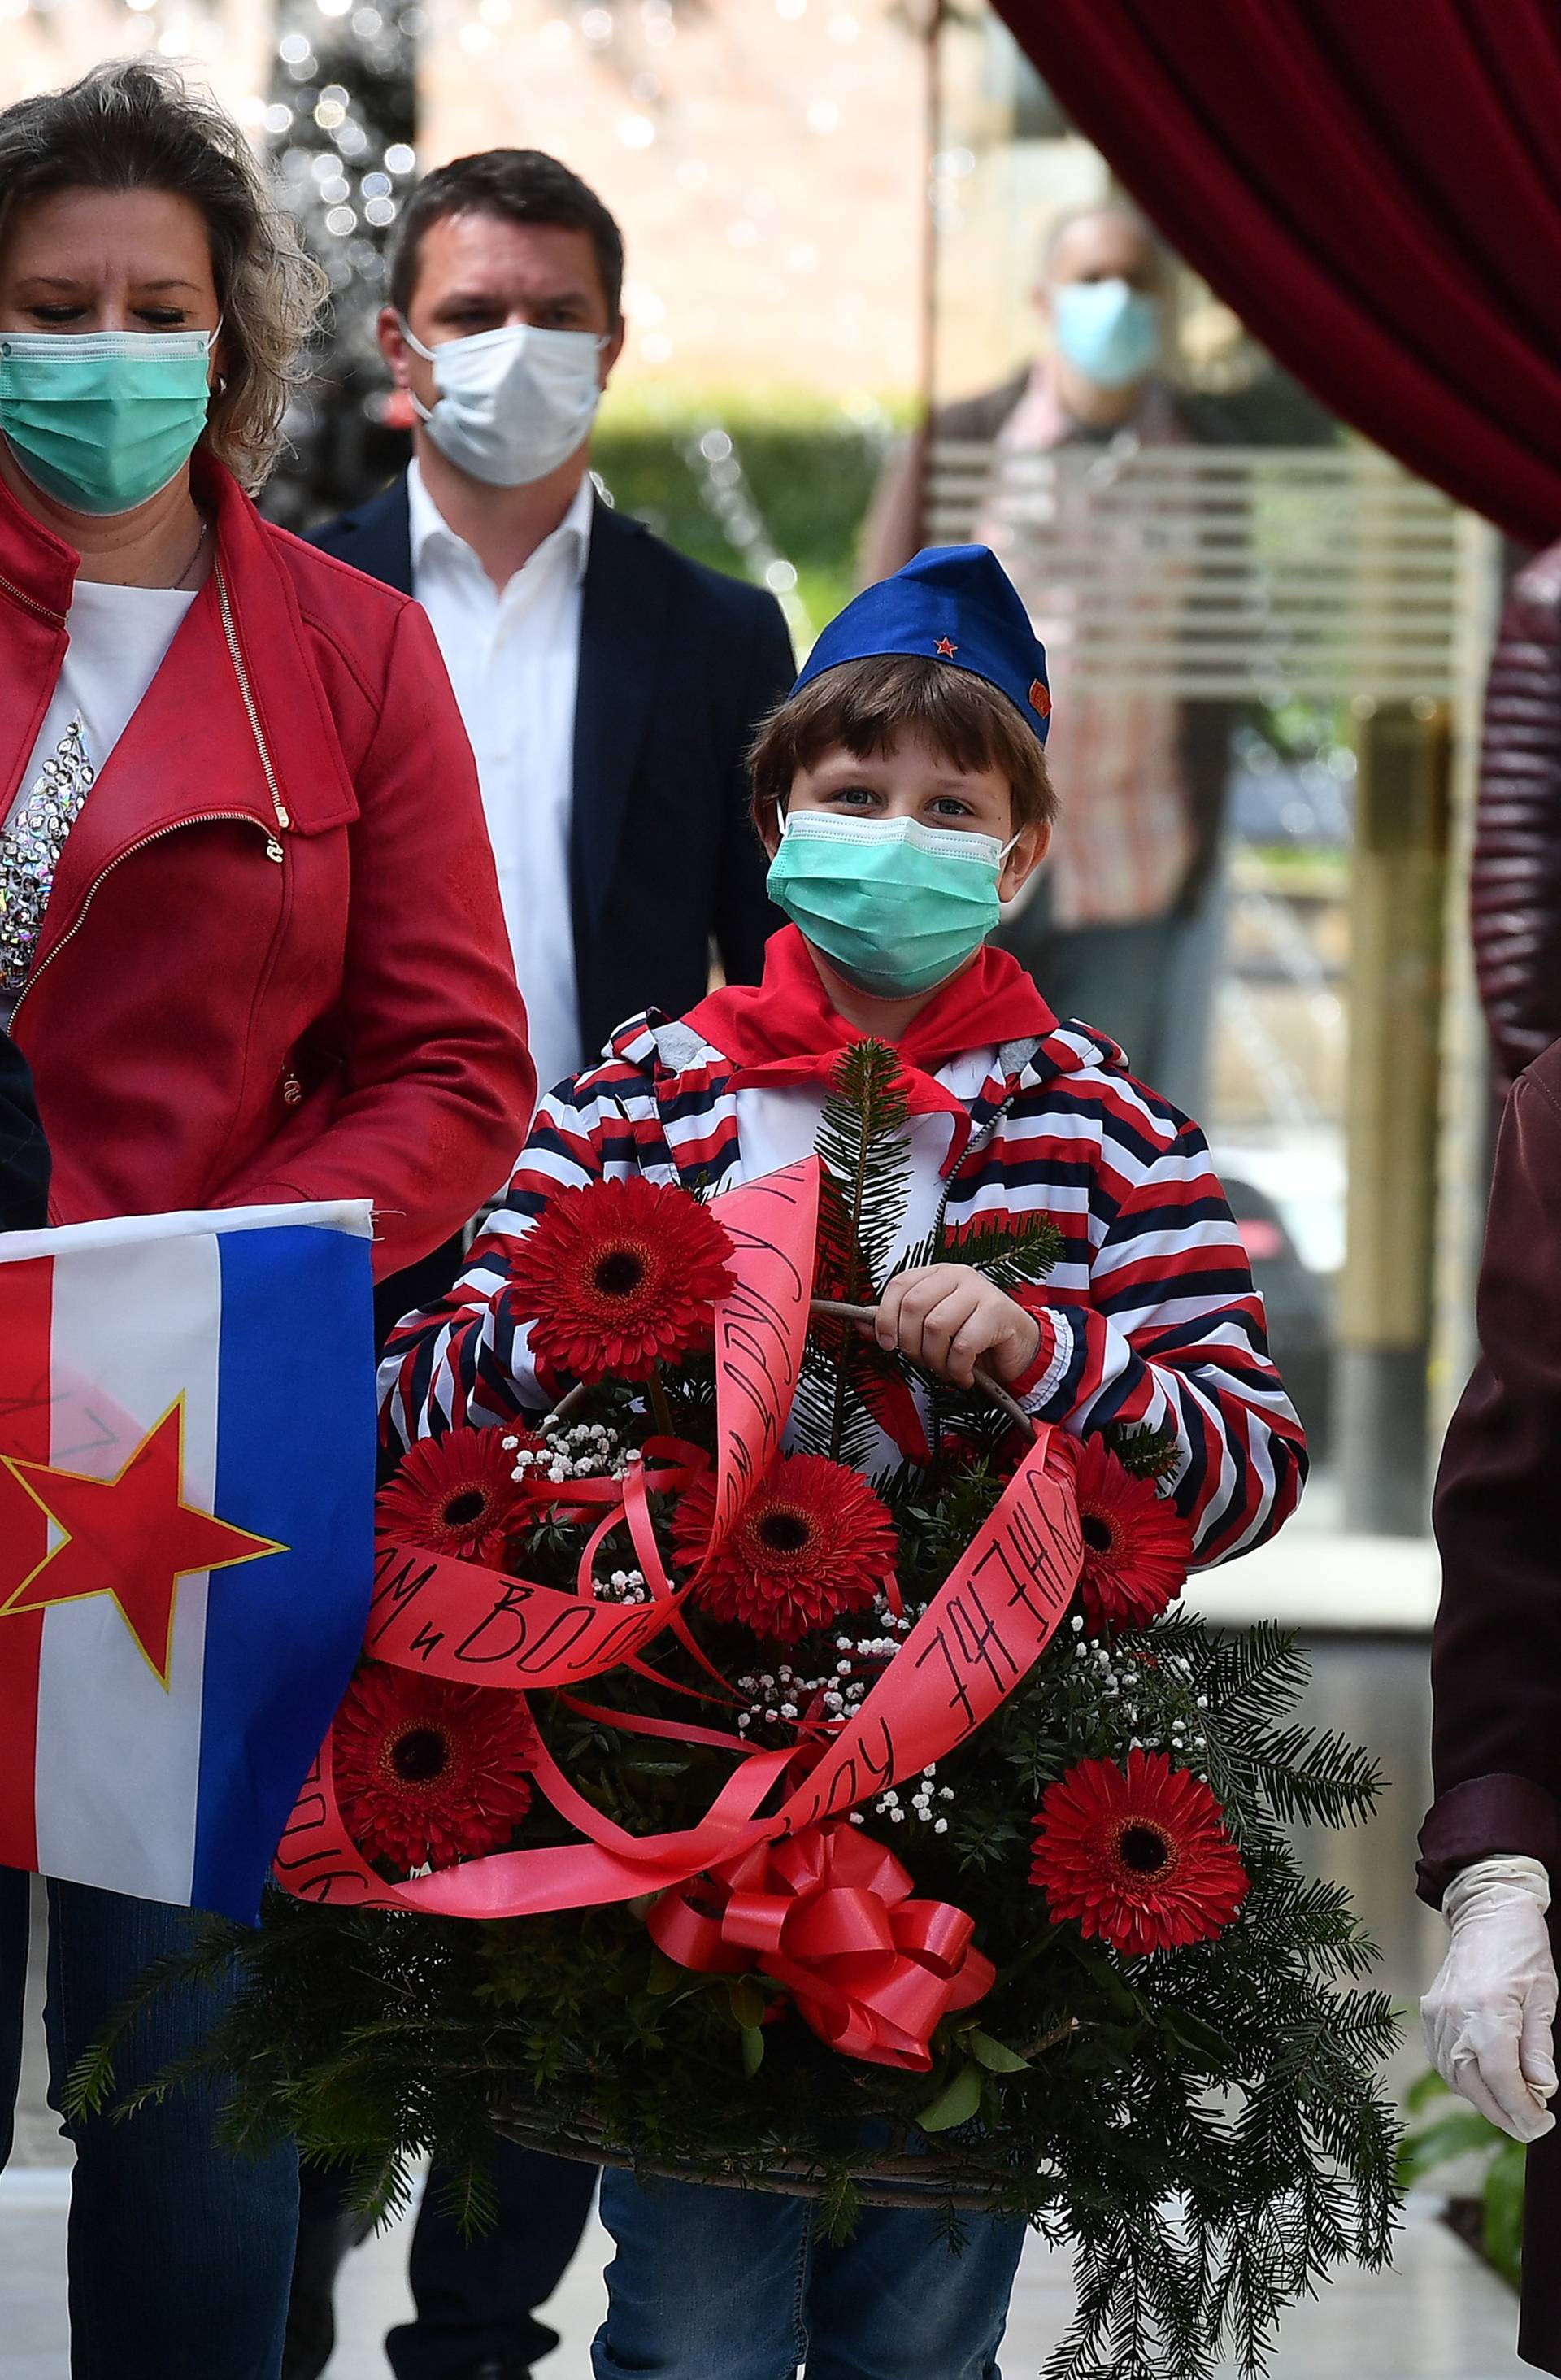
[
  {"left": 378, "top": 1064, "right": 650, "bottom": 1448},
  {"left": 1013, "top": 1103, "right": 1307, "bottom": 1564}
]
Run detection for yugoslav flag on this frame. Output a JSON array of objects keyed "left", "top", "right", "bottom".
[{"left": 0, "top": 1201, "right": 376, "bottom": 1923}]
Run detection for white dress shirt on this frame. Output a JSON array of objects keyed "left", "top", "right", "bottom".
[{"left": 408, "top": 459, "right": 593, "bottom": 1105}]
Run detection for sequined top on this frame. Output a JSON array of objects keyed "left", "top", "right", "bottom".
[{"left": 0, "top": 720, "right": 97, "bottom": 1003}]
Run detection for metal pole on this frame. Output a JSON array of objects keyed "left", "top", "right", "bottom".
[
  {"left": 911, "top": 0, "right": 945, "bottom": 552},
  {"left": 1335, "top": 698, "right": 1450, "bottom": 1535},
  {"left": 1427, "top": 511, "right": 1502, "bottom": 1447}
]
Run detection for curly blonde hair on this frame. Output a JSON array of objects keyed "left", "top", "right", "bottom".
[{"left": 0, "top": 59, "right": 328, "bottom": 491}]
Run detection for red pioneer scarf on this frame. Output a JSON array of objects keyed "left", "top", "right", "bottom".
[
  {"left": 687, "top": 925, "right": 1054, "bottom": 1081},
  {"left": 683, "top": 926, "right": 1059, "bottom": 1177}
]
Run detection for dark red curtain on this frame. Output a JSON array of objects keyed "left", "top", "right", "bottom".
[{"left": 994, "top": 0, "right": 1561, "bottom": 546}]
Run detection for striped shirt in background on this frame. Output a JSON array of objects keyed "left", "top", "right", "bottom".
[{"left": 976, "top": 369, "right": 1197, "bottom": 930}]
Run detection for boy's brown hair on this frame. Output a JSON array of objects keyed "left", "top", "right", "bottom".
[{"left": 747, "top": 655, "right": 1057, "bottom": 844}]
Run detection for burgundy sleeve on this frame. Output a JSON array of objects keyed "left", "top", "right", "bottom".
[
  {"left": 1420, "top": 1062, "right": 1561, "bottom": 1902},
  {"left": 1471, "top": 558, "right": 1561, "bottom": 1093}
]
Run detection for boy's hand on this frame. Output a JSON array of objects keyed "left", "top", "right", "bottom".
[{"left": 872, "top": 1264, "right": 1041, "bottom": 1390}]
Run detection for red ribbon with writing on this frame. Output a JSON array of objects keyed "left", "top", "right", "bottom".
[
  {"left": 649, "top": 1823, "right": 995, "bottom": 2069},
  {"left": 273, "top": 1155, "right": 1085, "bottom": 2071}
]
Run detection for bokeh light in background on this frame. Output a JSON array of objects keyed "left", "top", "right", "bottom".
[
  {"left": 0, "top": 3, "right": 1311, "bottom": 645},
  {"left": 0, "top": 0, "right": 934, "bottom": 632},
  {"left": 421, "top": 0, "right": 924, "bottom": 397}
]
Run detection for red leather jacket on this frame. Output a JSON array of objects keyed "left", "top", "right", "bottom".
[
  {"left": 0, "top": 456, "right": 533, "bottom": 1277},
  {"left": 1472, "top": 542, "right": 1561, "bottom": 1090}
]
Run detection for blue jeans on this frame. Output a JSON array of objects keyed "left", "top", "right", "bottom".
[
  {"left": 0, "top": 1866, "right": 298, "bottom": 2380},
  {"left": 592, "top": 2168, "right": 1026, "bottom": 2380}
]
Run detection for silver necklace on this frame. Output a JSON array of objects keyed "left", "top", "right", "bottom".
[{"left": 172, "top": 517, "right": 209, "bottom": 590}]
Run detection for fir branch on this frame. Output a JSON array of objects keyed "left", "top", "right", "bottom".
[
  {"left": 894, "top": 1208, "right": 1063, "bottom": 1293},
  {"left": 1196, "top": 1625, "right": 1311, "bottom": 1734},
  {"left": 800, "top": 1041, "right": 913, "bottom": 1464},
  {"left": 1233, "top": 1723, "right": 1384, "bottom": 1832},
  {"left": 814, "top": 1041, "right": 911, "bottom": 1297},
  {"left": 1109, "top": 1421, "right": 1182, "bottom": 1483},
  {"left": 941, "top": 1210, "right": 1063, "bottom": 1290}
]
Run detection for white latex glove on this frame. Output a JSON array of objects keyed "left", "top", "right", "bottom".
[{"left": 1422, "top": 1854, "right": 1559, "bottom": 2142}]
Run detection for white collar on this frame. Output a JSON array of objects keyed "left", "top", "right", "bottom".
[{"left": 407, "top": 457, "right": 594, "bottom": 588}]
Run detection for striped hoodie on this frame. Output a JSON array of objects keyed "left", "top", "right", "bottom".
[{"left": 381, "top": 954, "right": 1306, "bottom": 1570}]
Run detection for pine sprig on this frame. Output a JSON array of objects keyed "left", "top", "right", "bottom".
[
  {"left": 796, "top": 1040, "right": 912, "bottom": 1465},
  {"left": 1231, "top": 1722, "right": 1383, "bottom": 1832},
  {"left": 895, "top": 1207, "right": 1063, "bottom": 1294},
  {"left": 813, "top": 1039, "right": 911, "bottom": 1297},
  {"left": 1109, "top": 1421, "right": 1182, "bottom": 1483}
]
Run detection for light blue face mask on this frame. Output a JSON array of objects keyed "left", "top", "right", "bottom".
[
  {"left": 0, "top": 325, "right": 217, "bottom": 517},
  {"left": 1053, "top": 278, "right": 1159, "bottom": 390},
  {"left": 766, "top": 811, "right": 1016, "bottom": 1000}
]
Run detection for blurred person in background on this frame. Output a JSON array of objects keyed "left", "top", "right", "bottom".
[
  {"left": 0, "top": 59, "right": 530, "bottom": 2380},
  {"left": 1468, "top": 541, "right": 1561, "bottom": 1093},
  {"left": 290, "top": 148, "right": 794, "bottom": 2380},
  {"left": 859, "top": 205, "right": 1235, "bottom": 1094}
]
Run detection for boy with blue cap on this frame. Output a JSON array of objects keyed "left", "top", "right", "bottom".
[{"left": 382, "top": 547, "right": 1306, "bottom": 2378}]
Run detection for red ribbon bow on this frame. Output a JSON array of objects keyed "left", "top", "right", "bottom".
[{"left": 648, "top": 1823, "right": 995, "bottom": 2070}]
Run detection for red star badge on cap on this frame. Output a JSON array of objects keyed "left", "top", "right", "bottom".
[
  {"left": 1029, "top": 678, "right": 1051, "bottom": 718},
  {"left": 934, "top": 637, "right": 958, "bottom": 658},
  {"left": 0, "top": 1399, "right": 285, "bottom": 1686}
]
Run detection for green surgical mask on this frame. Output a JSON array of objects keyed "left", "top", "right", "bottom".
[
  {"left": 0, "top": 326, "right": 217, "bottom": 517},
  {"left": 766, "top": 811, "right": 1016, "bottom": 999}
]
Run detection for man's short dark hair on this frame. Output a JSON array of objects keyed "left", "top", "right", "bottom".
[{"left": 389, "top": 149, "right": 625, "bottom": 323}]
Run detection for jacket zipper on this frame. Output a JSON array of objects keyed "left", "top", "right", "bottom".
[
  {"left": 7, "top": 554, "right": 294, "bottom": 1028},
  {"left": 931, "top": 1082, "right": 1024, "bottom": 1249},
  {"left": 215, "top": 561, "right": 291, "bottom": 833},
  {"left": 8, "top": 809, "right": 283, "bottom": 1028},
  {"left": 926, "top": 1081, "right": 1026, "bottom": 1460},
  {"left": 2, "top": 560, "right": 287, "bottom": 828},
  {"left": 0, "top": 570, "right": 67, "bottom": 631}
]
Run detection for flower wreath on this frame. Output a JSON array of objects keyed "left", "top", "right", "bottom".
[{"left": 176, "top": 1047, "right": 1396, "bottom": 2379}]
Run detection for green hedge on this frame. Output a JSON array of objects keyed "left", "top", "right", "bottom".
[{"left": 592, "top": 387, "right": 907, "bottom": 639}]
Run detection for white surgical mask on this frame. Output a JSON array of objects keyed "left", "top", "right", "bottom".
[{"left": 399, "top": 317, "right": 607, "bottom": 487}]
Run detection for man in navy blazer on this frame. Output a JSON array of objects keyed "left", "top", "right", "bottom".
[
  {"left": 291, "top": 148, "right": 791, "bottom": 2380},
  {"left": 313, "top": 470, "right": 790, "bottom": 1081},
  {"left": 311, "top": 149, "right": 791, "bottom": 1351}
]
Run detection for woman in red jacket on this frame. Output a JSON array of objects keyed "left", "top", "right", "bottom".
[{"left": 0, "top": 59, "right": 532, "bottom": 2380}]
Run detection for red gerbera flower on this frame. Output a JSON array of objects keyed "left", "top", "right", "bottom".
[
  {"left": 333, "top": 1666, "right": 540, "bottom": 1870},
  {"left": 504, "top": 1177, "right": 737, "bottom": 1385},
  {"left": 376, "top": 1427, "right": 534, "bottom": 1565},
  {"left": 1072, "top": 1435, "right": 1193, "bottom": 1634},
  {"left": 672, "top": 1453, "right": 898, "bottom": 1645},
  {"left": 1030, "top": 1748, "right": 1248, "bottom": 1956}
]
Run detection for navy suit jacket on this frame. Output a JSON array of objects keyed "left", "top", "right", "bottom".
[
  {"left": 0, "top": 1028, "right": 48, "bottom": 1232},
  {"left": 308, "top": 476, "right": 794, "bottom": 1079}
]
